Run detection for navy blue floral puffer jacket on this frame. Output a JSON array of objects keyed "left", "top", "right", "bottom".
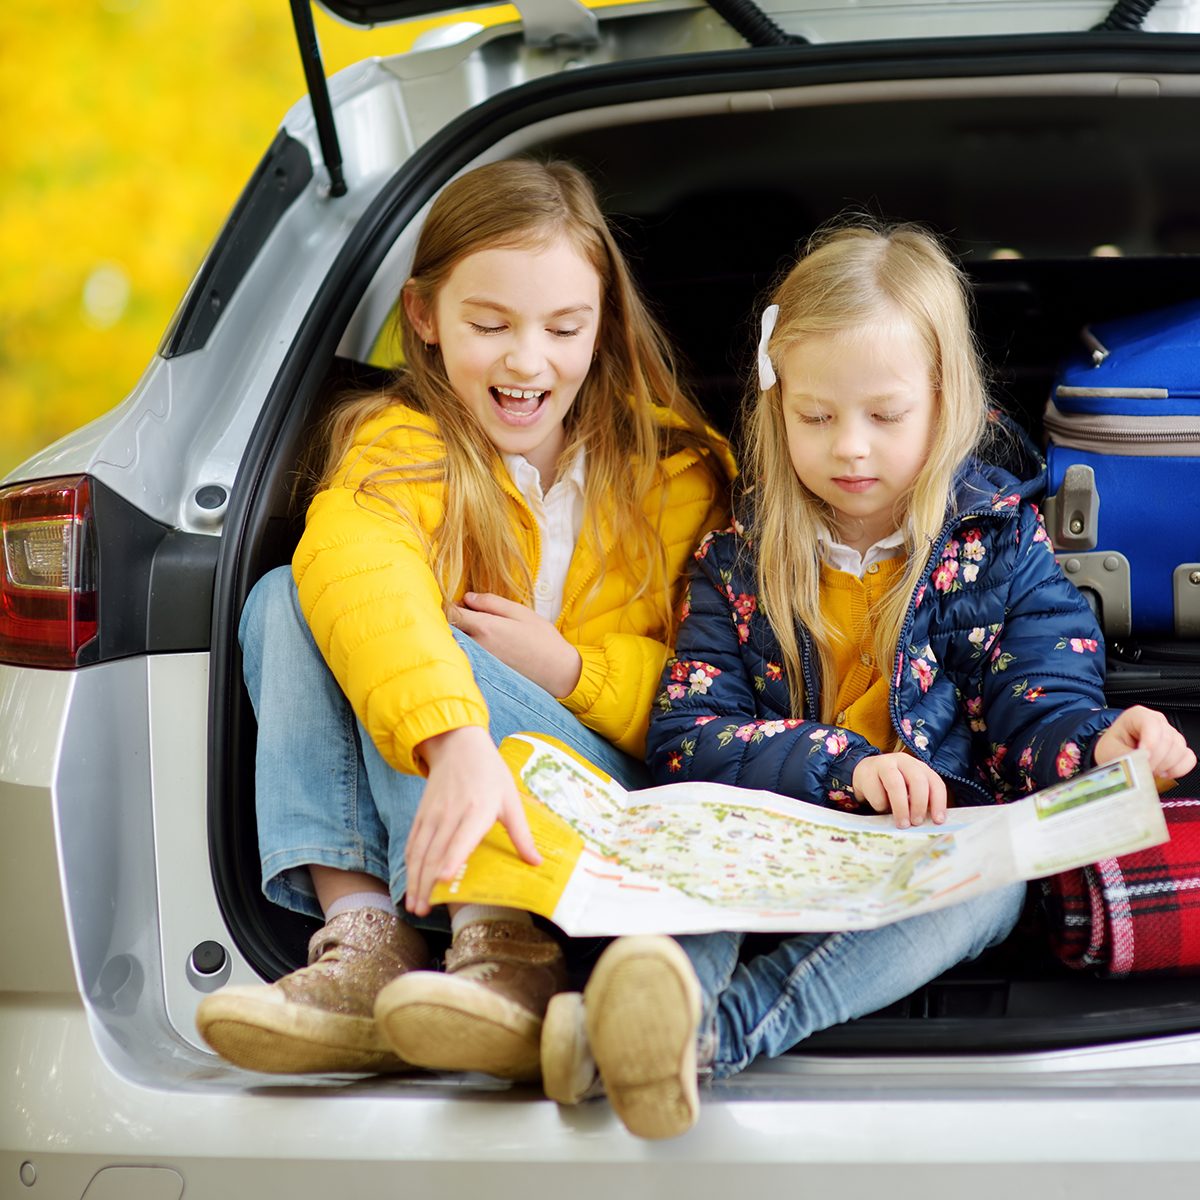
[{"left": 646, "top": 460, "right": 1121, "bottom": 810}]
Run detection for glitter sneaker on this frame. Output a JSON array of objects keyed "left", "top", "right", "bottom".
[{"left": 196, "top": 908, "right": 429, "bottom": 1074}]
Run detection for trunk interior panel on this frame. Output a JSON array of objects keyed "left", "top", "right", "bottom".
[{"left": 219, "top": 78, "right": 1200, "bottom": 1054}]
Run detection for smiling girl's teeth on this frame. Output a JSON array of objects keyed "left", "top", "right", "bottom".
[
  {"left": 491, "top": 386, "right": 547, "bottom": 420},
  {"left": 494, "top": 386, "right": 545, "bottom": 401}
]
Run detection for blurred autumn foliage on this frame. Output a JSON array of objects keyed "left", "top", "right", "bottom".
[{"left": 0, "top": 0, "right": 493, "bottom": 478}]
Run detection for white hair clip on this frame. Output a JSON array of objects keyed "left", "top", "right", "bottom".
[{"left": 757, "top": 304, "right": 780, "bottom": 391}]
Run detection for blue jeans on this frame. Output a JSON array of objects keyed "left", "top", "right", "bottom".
[
  {"left": 676, "top": 881, "right": 1026, "bottom": 1080},
  {"left": 239, "top": 566, "right": 650, "bottom": 921}
]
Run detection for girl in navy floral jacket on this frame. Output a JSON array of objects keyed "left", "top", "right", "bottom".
[{"left": 539, "top": 221, "right": 1195, "bottom": 1140}]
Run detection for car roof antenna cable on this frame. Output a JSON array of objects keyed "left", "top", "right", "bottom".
[
  {"left": 1092, "top": 0, "right": 1160, "bottom": 31},
  {"left": 706, "top": 0, "right": 808, "bottom": 47}
]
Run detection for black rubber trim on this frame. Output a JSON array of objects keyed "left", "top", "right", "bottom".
[
  {"left": 67, "top": 477, "right": 218, "bottom": 665},
  {"left": 146, "top": 528, "right": 221, "bottom": 652},
  {"left": 208, "top": 29, "right": 1200, "bottom": 986},
  {"left": 161, "top": 131, "right": 313, "bottom": 358},
  {"left": 803, "top": 977, "right": 1200, "bottom": 1054},
  {"left": 319, "top": 1, "right": 500, "bottom": 22}
]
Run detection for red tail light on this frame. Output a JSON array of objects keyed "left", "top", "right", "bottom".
[{"left": 0, "top": 476, "right": 99, "bottom": 668}]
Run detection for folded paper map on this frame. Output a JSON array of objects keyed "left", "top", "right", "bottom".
[{"left": 429, "top": 734, "right": 1168, "bottom": 935}]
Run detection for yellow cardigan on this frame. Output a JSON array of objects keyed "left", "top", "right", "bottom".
[{"left": 293, "top": 402, "right": 731, "bottom": 775}]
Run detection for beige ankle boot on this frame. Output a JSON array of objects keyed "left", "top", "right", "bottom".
[{"left": 374, "top": 920, "right": 568, "bottom": 1081}]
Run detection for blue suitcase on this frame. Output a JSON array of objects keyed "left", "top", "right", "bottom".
[{"left": 1044, "top": 299, "right": 1200, "bottom": 638}]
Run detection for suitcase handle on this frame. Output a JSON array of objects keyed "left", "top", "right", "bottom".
[{"left": 1044, "top": 463, "right": 1099, "bottom": 552}]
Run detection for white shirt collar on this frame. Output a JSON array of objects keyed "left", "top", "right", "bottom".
[
  {"left": 817, "top": 524, "right": 906, "bottom": 577},
  {"left": 502, "top": 447, "right": 586, "bottom": 502}
]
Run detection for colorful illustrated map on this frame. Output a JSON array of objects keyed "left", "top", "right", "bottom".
[
  {"left": 430, "top": 735, "right": 1167, "bottom": 936},
  {"left": 520, "top": 747, "right": 956, "bottom": 917}
]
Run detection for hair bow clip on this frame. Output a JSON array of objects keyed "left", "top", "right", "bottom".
[{"left": 757, "top": 304, "right": 780, "bottom": 392}]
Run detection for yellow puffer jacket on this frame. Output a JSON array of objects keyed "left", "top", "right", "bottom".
[{"left": 293, "top": 402, "right": 731, "bottom": 774}]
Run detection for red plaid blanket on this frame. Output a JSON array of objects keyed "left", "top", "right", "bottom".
[{"left": 1040, "top": 797, "right": 1200, "bottom": 976}]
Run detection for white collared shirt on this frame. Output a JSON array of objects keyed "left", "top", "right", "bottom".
[
  {"left": 817, "top": 525, "right": 906, "bottom": 578},
  {"left": 502, "top": 449, "right": 587, "bottom": 621}
]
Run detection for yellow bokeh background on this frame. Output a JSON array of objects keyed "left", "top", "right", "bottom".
[{"left": 0, "top": 0, "right": 522, "bottom": 480}]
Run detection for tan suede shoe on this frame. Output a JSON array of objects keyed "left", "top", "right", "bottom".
[
  {"left": 540, "top": 990, "right": 602, "bottom": 1105},
  {"left": 584, "top": 935, "right": 702, "bottom": 1139},
  {"left": 196, "top": 908, "right": 429, "bottom": 1074},
  {"left": 374, "top": 920, "right": 568, "bottom": 1081}
]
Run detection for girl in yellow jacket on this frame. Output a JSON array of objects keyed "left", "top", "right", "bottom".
[{"left": 196, "top": 158, "right": 732, "bottom": 1084}]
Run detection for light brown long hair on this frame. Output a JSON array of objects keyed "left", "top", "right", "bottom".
[
  {"left": 316, "top": 158, "right": 729, "bottom": 628},
  {"left": 746, "top": 220, "right": 989, "bottom": 722}
]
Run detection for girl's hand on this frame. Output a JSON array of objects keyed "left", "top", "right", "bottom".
[
  {"left": 404, "top": 726, "right": 541, "bottom": 916},
  {"left": 1092, "top": 706, "right": 1197, "bottom": 780},
  {"left": 450, "top": 592, "right": 583, "bottom": 698},
  {"left": 852, "top": 753, "right": 948, "bottom": 828}
]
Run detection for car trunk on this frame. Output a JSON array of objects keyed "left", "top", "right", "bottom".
[{"left": 210, "top": 27, "right": 1200, "bottom": 1063}]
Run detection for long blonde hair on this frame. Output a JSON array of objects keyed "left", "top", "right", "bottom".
[
  {"left": 746, "top": 221, "right": 988, "bottom": 722},
  {"left": 318, "top": 158, "right": 729, "bottom": 626}
]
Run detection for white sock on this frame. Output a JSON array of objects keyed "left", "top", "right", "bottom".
[
  {"left": 324, "top": 891, "right": 397, "bottom": 921},
  {"left": 450, "top": 905, "right": 532, "bottom": 935}
]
